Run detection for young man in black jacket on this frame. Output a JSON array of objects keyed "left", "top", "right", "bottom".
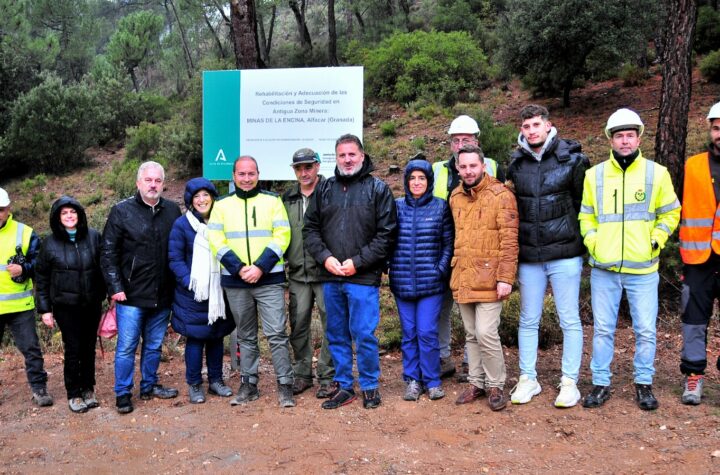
[
  {"left": 303, "top": 134, "right": 397, "bottom": 410},
  {"left": 505, "top": 105, "right": 589, "bottom": 408},
  {"left": 101, "top": 161, "right": 181, "bottom": 414}
]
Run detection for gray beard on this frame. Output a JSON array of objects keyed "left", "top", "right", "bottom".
[{"left": 338, "top": 163, "right": 362, "bottom": 177}]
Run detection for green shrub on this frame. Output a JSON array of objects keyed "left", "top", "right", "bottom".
[
  {"left": 125, "top": 122, "right": 161, "bottom": 162},
  {"left": 348, "top": 31, "right": 489, "bottom": 105},
  {"left": 105, "top": 158, "right": 141, "bottom": 198},
  {"left": 619, "top": 63, "right": 648, "bottom": 87},
  {"left": 5, "top": 73, "right": 98, "bottom": 174},
  {"left": 451, "top": 103, "right": 517, "bottom": 167},
  {"left": 410, "top": 136, "right": 426, "bottom": 151},
  {"left": 380, "top": 120, "right": 397, "bottom": 137},
  {"left": 157, "top": 118, "right": 202, "bottom": 172},
  {"left": 695, "top": 6, "right": 720, "bottom": 55},
  {"left": 700, "top": 50, "right": 720, "bottom": 83}
]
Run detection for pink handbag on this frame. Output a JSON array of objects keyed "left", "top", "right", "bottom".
[{"left": 98, "top": 303, "right": 117, "bottom": 339}]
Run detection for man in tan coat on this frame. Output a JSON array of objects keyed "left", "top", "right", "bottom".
[{"left": 450, "top": 145, "right": 519, "bottom": 411}]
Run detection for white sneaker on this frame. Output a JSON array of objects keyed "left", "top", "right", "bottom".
[
  {"left": 510, "top": 375, "right": 541, "bottom": 404},
  {"left": 554, "top": 376, "right": 581, "bottom": 408}
]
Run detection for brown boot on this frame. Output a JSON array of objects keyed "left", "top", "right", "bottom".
[
  {"left": 487, "top": 387, "right": 507, "bottom": 411},
  {"left": 455, "top": 385, "right": 486, "bottom": 405}
]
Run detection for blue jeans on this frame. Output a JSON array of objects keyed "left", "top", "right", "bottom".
[
  {"left": 590, "top": 268, "right": 659, "bottom": 386},
  {"left": 396, "top": 294, "right": 443, "bottom": 389},
  {"left": 114, "top": 304, "right": 171, "bottom": 396},
  {"left": 323, "top": 282, "right": 380, "bottom": 391},
  {"left": 185, "top": 337, "right": 224, "bottom": 385},
  {"left": 518, "top": 256, "right": 583, "bottom": 381}
]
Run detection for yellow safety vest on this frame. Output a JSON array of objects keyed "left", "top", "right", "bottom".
[
  {"left": 208, "top": 190, "right": 291, "bottom": 275},
  {"left": 579, "top": 152, "right": 681, "bottom": 274},
  {"left": 0, "top": 215, "right": 35, "bottom": 314},
  {"left": 433, "top": 158, "right": 498, "bottom": 200}
]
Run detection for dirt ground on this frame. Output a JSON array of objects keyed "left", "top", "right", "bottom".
[{"left": 1, "top": 324, "right": 720, "bottom": 474}]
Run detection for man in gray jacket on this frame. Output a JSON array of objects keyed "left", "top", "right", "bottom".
[{"left": 282, "top": 148, "right": 335, "bottom": 398}]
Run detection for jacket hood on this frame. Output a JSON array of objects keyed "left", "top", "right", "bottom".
[
  {"left": 50, "top": 195, "right": 89, "bottom": 241},
  {"left": 335, "top": 154, "right": 375, "bottom": 182},
  {"left": 403, "top": 159, "right": 434, "bottom": 206},
  {"left": 517, "top": 127, "right": 558, "bottom": 161}
]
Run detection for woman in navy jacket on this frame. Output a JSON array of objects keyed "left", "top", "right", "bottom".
[
  {"left": 169, "top": 178, "right": 235, "bottom": 403},
  {"left": 389, "top": 159, "right": 454, "bottom": 401}
]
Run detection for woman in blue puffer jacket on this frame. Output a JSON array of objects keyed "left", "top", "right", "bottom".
[
  {"left": 389, "top": 158, "right": 454, "bottom": 401},
  {"left": 169, "top": 177, "right": 235, "bottom": 403}
]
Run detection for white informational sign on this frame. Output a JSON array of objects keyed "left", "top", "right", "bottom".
[{"left": 202, "top": 67, "right": 363, "bottom": 181}]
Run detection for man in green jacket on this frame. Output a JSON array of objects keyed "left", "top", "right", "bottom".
[{"left": 282, "top": 148, "right": 335, "bottom": 398}]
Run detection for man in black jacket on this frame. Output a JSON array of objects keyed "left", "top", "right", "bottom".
[
  {"left": 101, "top": 161, "right": 182, "bottom": 414},
  {"left": 304, "top": 134, "right": 397, "bottom": 410},
  {"left": 505, "top": 105, "right": 589, "bottom": 408}
]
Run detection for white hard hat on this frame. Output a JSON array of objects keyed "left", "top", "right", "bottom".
[
  {"left": 605, "top": 108, "right": 644, "bottom": 138},
  {"left": 707, "top": 102, "right": 720, "bottom": 121},
  {"left": 0, "top": 187, "right": 10, "bottom": 207},
  {"left": 448, "top": 115, "right": 480, "bottom": 135}
]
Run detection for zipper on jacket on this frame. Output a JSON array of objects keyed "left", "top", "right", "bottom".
[
  {"left": 411, "top": 203, "right": 417, "bottom": 294},
  {"left": 128, "top": 256, "right": 136, "bottom": 282},
  {"left": 252, "top": 206, "right": 257, "bottom": 227},
  {"left": 299, "top": 198, "right": 309, "bottom": 285},
  {"left": 619, "top": 170, "right": 626, "bottom": 272},
  {"left": 244, "top": 198, "right": 252, "bottom": 266}
]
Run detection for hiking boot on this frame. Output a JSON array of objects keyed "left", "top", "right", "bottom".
[
  {"left": 31, "top": 388, "right": 53, "bottom": 407},
  {"left": 321, "top": 387, "right": 356, "bottom": 409},
  {"left": 81, "top": 390, "right": 99, "bottom": 409},
  {"left": 440, "top": 357, "right": 456, "bottom": 378},
  {"left": 636, "top": 384, "right": 659, "bottom": 411},
  {"left": 510, "top": 375, "right": 542, "bottom": 404},
  {"left": 554, "top": 376, "right": 581, "bottom": 408},
  {"left": 116, "top": 394, "right": 133, "bottom": 414},
  {"left": 362, "top": 389, "right": 382, "bottom": 409},
  {"left": 68, "top": 397, "right": 88, "bottom": 413},
  {"left": 428, "top": 386, "right": 445, "bottom": 401},
  {"left": 456, "top": 362, "right": 469, "bottom": 383},
  {"left": 140, "top": 384, "right": 179, "bottom": 400},
  {"left": 230, "top": 382, "right": 259, "bottom": 406},
  {"left": 403, "top": 380, "right": 423, "bottom": 401},
  {"left": 455, "top": 385, "right": 486, "bottom": 405},
  {"left": 189, "top": 384, "right": 206, "bottom": 404},
  {"left": 681, "top": 374, "right": 704, "bottom": 405},
  {"left": 487, "top": 387, "right": 507, "bottom": 411},
  {"left": 582, "top": 385, "right": 611, "bottom": 408},
  {"left": 292, "top": 378, "right": 313, "bottom": 395},
  {"left": 208, "top": 381, "right": 233, "bottom": 397},
  {"left": 278, "top": 383, "right": 296, "bottom": 408},
  {"left": 316, "top": 382, "right": 336, "bottom": 399}
]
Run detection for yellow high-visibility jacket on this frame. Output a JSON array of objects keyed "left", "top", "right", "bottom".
[
  {"left": 579, "top": 151, "right": 680, "bottom": 274},
  {"left": 208, "top": 188, "right": 291, "bottom": 287},
  {"left": 0, "top": 215, "right": 35, "bottom": 314}
]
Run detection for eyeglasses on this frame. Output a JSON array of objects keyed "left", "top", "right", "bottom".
[{"left": 450, "top": 138, "right": 478, "bottom": 146}]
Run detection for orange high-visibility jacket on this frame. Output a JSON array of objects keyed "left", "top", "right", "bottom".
[{"left": 679, "top": 152, "right": 720, "bottom": 264}]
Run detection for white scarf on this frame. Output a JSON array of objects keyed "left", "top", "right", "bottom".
[{"left": 186, "top": 211, "right": 225, "bottom": 324}]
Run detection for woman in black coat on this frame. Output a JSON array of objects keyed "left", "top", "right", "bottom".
[{"left": 36, "top": 196, "right": 106, "bottom": 413}]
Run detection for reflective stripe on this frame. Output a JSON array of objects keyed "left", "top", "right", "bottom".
[
  {"left": 0, "top": 289, "right": 33, "bottom": 301},
  {"left": 580, "top": 204, "right": 594, "bottom": 214},
  {"left": 272, "top": 220, "right": 289, "bottom": 228},
  {"left": 269, "top": 263, "right": 284, "bottom": 273},
  {"left": 595, "top": 162, "right": 606, "bottom": 216},
  {"left": 584, "top": 229, "right": 597, "bottom": 237},
  {"left": 680, "top": 240, "right": 712, "bottom": 250},
  {"left": 596, "top": 160, "right": 656, "bottom": 223},
  {"left": 221, "top": 268, "right": 231, "bottom": 275},
  {"left": 216, "top": 246, "right": 232, "bottom": 260},
  {"left": 207, "top": 223, "right": 224, "bottom": 230},
  {"left": 624, "top": 211, "right": 655, "bottom": 222},
  {"left": 656, "top": 223, "right": 671, "bottom": 235},
  {"left": 713, "top": 231, "right": 720, "bottom": 240},
  {"left": 267, "top": 242, "right": 283, "bottom": 258},
  {"left": 656, "top": 199, "right": 681, "bottom": 215},
  {"left": 597, "top": 214, "right": 623, "bottom": 223},
  {"left": 15, "top": 223, "right": 24, "bottom": 247},
  {"left": 0, "top": 264, "right": 6, "bottom": 271},
  {"left": 589, "top": 256, "right": 658, "bottom": 270},
  {"left": 225, "top": 230, "right": 273, "bottom": 239},
  {"left": 682, "top": 218, "right": 714, "bottom": 227}
]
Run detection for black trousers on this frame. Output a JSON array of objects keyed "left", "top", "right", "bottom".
[
  {"left": 0, "top": 310, "right": 48, "bottom": 391},
  {"left": 680, "top": 256, "right": 720, "bottom": 375},
  {"left": 53, "top": 302, "right": 102, "bottom": 399}
]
